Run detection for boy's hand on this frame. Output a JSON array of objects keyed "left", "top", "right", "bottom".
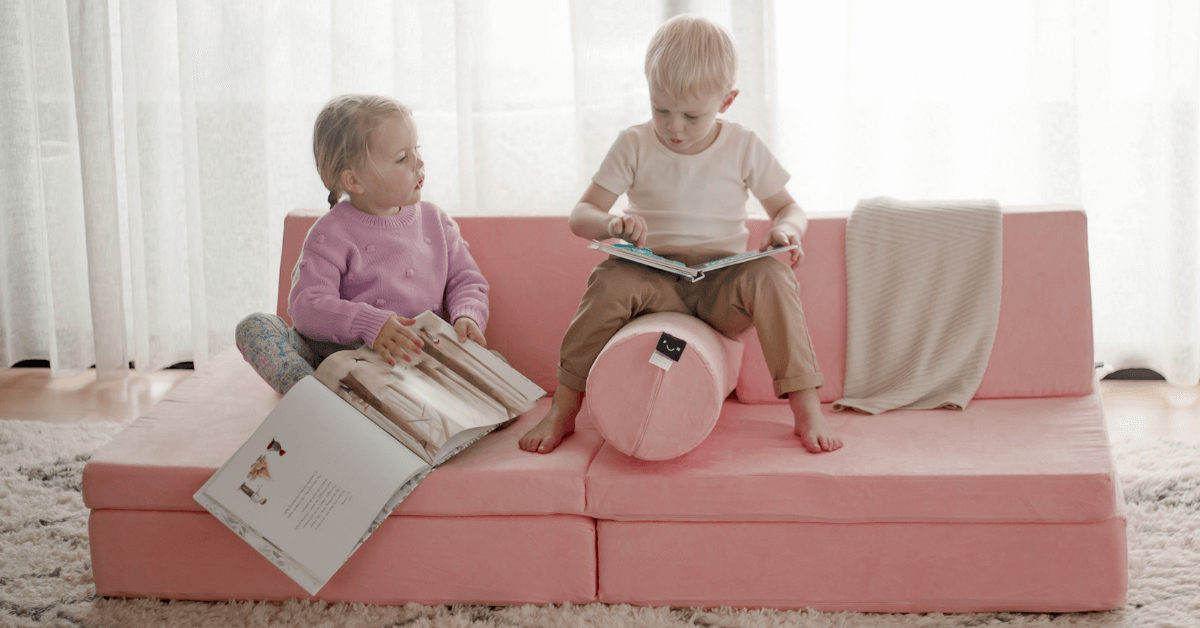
[
  {"left": 372, "top": 315, "right": 424, "bottom": 366},
  {"left": 453, "top": 317, "right": 486, "bottom": 347},
  {"left": 607, "top": 215, "right": 648, "bottom": 248},
  {"left": 758, "top": 226, "right": 805, "bottom": 267}
]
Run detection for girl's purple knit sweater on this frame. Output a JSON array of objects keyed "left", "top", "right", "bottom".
[{"left": 288, "top": 200, "right": 489, "bottom": 347}]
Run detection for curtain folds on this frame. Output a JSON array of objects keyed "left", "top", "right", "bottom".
[{"left": 1, "top": 0, "right": 1198, "bottom": 386}]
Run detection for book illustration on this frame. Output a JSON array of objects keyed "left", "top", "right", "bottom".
[
  {"left": 239, "top": 482, "right": 268, "bottom": 505},
  {"left": 589, "top": 240, "right": 797, "bottom": 282},
  {"left": 248, "top": 455, "right": 272, "bottom": 480},
  {"left": 692, "top": 247, "right": 794, "bottom": 270},
  {"left": 315, "top": 347, "right": 501, "bottom": 464},
  {"left": 412, "top": 313, "right": 545, "bottom": 418},
  {"left": 601, "top": 243, "right": 688, "bottom": 267},
  {"left": 194, "top": 310, "right": 546, "bottom": 595}
]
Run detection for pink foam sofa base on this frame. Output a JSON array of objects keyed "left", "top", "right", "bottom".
[
  {"left": 84, "top": 351, "right": 607, "bottom": 517},
  {"left": 83, "top": 207, "right": 1126, "bottom": 611},
  {"left": 586, "top": 391, "right": 1127, "bottom": 612},
  {"left": 597, "top": 515, "right": 1127, "bottom": 612},
  {"left": 585, "top": 392, "right": 1118, "bottom": 524},
  {"left": 90, "top": 510, "right": 596, "bottom": 604}
]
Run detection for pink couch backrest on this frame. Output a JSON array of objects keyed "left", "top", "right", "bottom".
[{"left": 277, "top": 206, "right": 1094, "bottom": 402}]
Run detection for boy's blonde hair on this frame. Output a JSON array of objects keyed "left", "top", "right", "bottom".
[
  {"left": 644, "top": 14, "right": 738, "bottom": 100},
  {"left": 313, "top": 94, "right": 412, "bottom": 208}
]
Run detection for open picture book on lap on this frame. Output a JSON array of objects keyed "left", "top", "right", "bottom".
[
  {"left": 589, "top": 240, "right": 796, "bottom": 282},
  {"left": 194, "top": 311, "right": 545, "bottom": 595}
]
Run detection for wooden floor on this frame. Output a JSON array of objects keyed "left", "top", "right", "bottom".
[
  {"left": 0, "top": 367, "right": 192, "bottom": 424},
  {"left": 1098, "top": 379, "right": 1200, "bottom": 443},
  {"left": 0, "top": 365, "right": 1198, "bottom": 443}
]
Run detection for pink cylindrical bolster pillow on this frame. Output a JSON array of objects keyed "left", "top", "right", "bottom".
[{"left": 586, "top": 312, "right": 744, "bottom": 461}]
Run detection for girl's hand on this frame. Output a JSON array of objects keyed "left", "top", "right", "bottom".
[
  {"left": 372, "top": 315, "right": 424, "bottom": 366},
  {"left": 607, "top": 215, "right": 648, "bottom": 248},
  {"left": 453, "top": 317, "right": 486, "bottom": 347},
  {"left": 758, "top": 226, "right": 804, "bottom": 267}
]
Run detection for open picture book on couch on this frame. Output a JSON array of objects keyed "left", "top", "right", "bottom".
[{"left": 193, "top": 311, "right": 545, "bottom": 594}]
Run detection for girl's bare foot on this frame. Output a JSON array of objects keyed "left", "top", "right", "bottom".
[
  {"left": 519, "top": 385, "right": 582, "bottom": 454},
  {"left": 790, "top": 387, "right": 842, "bottom": 453}
]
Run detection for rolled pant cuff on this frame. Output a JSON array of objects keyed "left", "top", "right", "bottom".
[
  {"left": 558, "top": 365, "right": 589, "bottom": 393},
  {"left": 775, "top": 373, "right": 825, "bottom": 399}
]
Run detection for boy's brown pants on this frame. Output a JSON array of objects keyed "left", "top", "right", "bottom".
[{"left": 558, "top": 247, "right": 824, "bottom": 398}]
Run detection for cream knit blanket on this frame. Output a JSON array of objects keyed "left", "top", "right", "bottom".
[{"left": 832, "top": 197, "right": 1003, "bottom": 415}]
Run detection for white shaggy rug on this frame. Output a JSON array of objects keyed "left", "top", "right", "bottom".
[{"left": 1, "top": 420, "right": 1198, "bottom": 628}]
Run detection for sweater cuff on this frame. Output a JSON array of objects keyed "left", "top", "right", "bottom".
[
  {"left": 449, "top": 306, "right": 488, "bottom": 333},
  {"left": 351, "top": 307, "right": 395, "bottom": 347}
]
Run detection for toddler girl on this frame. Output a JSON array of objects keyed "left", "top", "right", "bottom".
[{"left": 236, "top": 94, "right": 489, "bottom": 394}]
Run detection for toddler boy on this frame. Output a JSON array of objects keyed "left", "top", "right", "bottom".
[{"left": 519, "top": 14, "right": 841, "bottom": 455}]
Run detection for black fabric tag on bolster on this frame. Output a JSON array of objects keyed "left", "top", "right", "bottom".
[{"left": 655, "top": 333, "right": 687, "bottom": 362}]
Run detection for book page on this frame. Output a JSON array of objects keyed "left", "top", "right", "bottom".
[
  {"left": 194, "top": 376, "right": 428, "bottom": 595},
  {"left": 314, "top": 348, "right": 504, "bottom": 464},
  {"left": 433, "top": 422, "right": 507, "bottom": 466},
  {"left": 691, "top": 244, "right": 797, "bottom": 271},
  {"left": 314, "top": 319, "right": 545, "bottom": 465},
  {"left": 413, "top": 311, "right": 545, "bottom": 417},
  {"left": 589, "top": 241, "right": 696, "bottom": 276},
  {"left": 589, "top": 241, "right": 797, "bottom": 279}
]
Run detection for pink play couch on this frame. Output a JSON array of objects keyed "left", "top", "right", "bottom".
[{"left": 82, "top": 205, "right": 1127, "bottom": 613}]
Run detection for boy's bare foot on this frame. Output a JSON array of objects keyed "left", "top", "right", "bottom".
[
  {"left": 790, "top": 387, "right": 842, "bottom": 453},
  {"left": 519, "top": 385, "right": 582, "bottom": 454}
]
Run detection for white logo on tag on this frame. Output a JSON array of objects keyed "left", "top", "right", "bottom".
[{"left": 649, "top": 332, "right": 686, "bottom": 371}]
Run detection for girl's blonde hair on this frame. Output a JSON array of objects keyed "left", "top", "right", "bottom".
[
  {"left": 645, "top": 14, "right": 738, "bottom": 100},
  {"left": 313, "top": 94, "right": 412, "bottom": 208}
]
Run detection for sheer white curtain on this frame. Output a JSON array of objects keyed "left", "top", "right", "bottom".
[
  {"left": 2, "top": 0, "right": 1198, "bottom": 387},
  {"left": 0, "top": 0, "right": 665, "bottom": 377},
  {"left": 772, "top": 0, "right": 1200, "bottom": 386}
]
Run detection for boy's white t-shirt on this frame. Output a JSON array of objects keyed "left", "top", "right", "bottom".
[{"left": 591, "top": 120, "right": 790, "bottom": 254}]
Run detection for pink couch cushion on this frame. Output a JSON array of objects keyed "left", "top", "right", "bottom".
[
  {"left": 595, "top": 515, "right": 1127, "bottom": 612},
  {"left": 587, "top": 313, "right": 744, "bottom": 460},
  {"left": 279, "top": 208, "right": 1093, "bottom": 404},
  {"left": 81, "top": 348, "right": 606, "bottom": 517},
  {"left": 733, "top": 208, "right": 1095, "bottom": 404},
  {"left": 585, "top": 387, "right": 1118, "bottom": 524},
  {"left": 91, "top": 510, "right": 598, "bottom": 604},
  {"left": 279, "top": 209, "right": 1093, "bottom": 404}
]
